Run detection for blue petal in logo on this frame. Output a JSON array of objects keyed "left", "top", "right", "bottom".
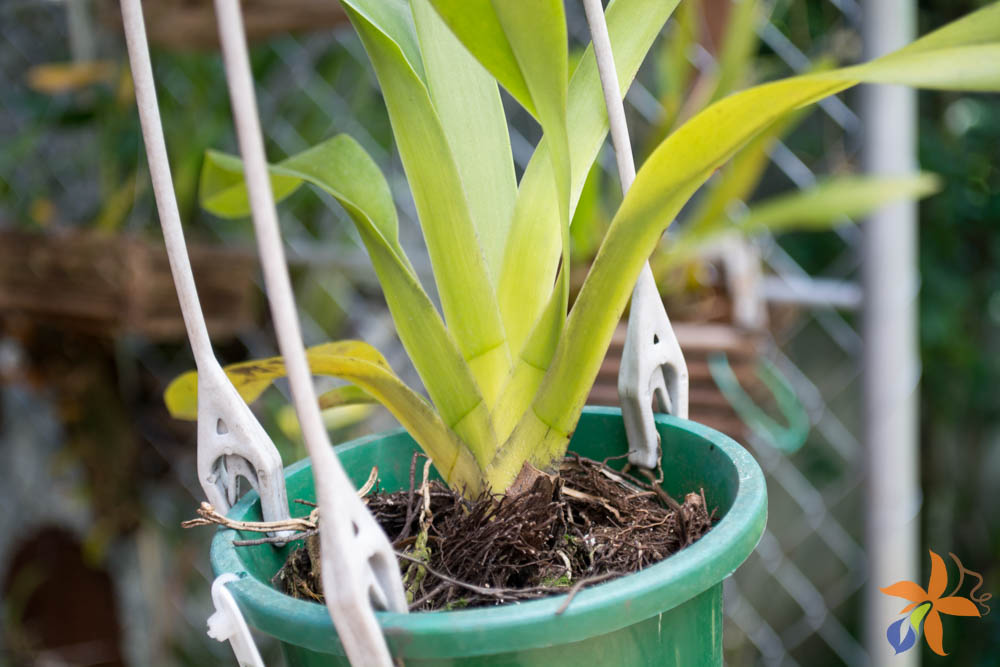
[{"left": 887, "top": 617, "right": 917, "bottom": 654}]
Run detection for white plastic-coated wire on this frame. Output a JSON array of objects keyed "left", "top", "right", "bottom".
[
  {"left": 212, "top": 2, "right": 406, "bottom": 666},
  {"left": 207, "top": 575, "right": 265, "bottom": 667},
  {"left": 210, "top": 1, "right": 321, "bottom": 462},
  {"left": 583, "top": 0, "right": 689, "bottom": 469},
  {"left": 123, "top": 0, "right": 402, "bottom": 661},
  {"left": 122, "top": 0, "right": 291, "bottom": 533},
  {"left": 120, "top": 0, "right": 212, "bottom": 367},
  {"left": 582, "top": 0, "right": 635, "bottom": 193}
]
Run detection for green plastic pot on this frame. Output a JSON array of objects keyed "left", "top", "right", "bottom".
[{"left": 210, "top": 407, "right": 767, "bottom": 665}]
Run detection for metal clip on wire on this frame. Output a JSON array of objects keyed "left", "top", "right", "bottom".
[{"left": 582, "top": 0, "right": 690, "bottom": 470}]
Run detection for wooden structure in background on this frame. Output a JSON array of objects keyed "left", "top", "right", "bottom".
[
  {"left": 97, "top": 0, "right": 349, "bottom": 50},
  {"left": 0, "top": 229, "right": 258, "bottom": 340}
]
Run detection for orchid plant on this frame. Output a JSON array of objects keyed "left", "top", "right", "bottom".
[
  {"left": 572, "top": 0, "right": 940, "bottom": 278},
  {"left": 166, "top": 0, "right": 1000, "bottom": 497}
]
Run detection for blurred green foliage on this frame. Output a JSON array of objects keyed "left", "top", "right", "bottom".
[
  {"left": 1, "top": 34, "right": 392, "bottom": 242},
  {"left": 3, "top": 2, "right": 997, "bottom": 663},
  {"left": 916, "top": 3, "right": 1000, "bottom": 665}
]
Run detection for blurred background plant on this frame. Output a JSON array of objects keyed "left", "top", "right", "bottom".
[
  {"left": 915, "top": 1, "right": 1000, "bottom": 662},
  {"left": 570, "top": 0, "right": 935, "bottom": 309},
  {"left": 0, "top": 0, "right": 997, "bottom": 665}
]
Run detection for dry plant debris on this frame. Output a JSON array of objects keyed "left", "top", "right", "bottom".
[
  {"left": 185, "top": 455, "right": 714, "bottom": 613},
  {"left": 278, "top": 453, "right": 713, "bottom": 612}
]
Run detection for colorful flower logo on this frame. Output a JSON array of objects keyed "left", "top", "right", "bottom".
[{"left": 880, "top": 550, "right": 991, "bottom": 656}]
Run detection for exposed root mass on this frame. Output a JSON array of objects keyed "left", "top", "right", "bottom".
[{"left": 272, "top": 453, "right": 714, "bottom": 612}]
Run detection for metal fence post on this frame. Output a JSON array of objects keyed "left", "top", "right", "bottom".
[{"left": 862, "top": 0, "right": 921, "bottom": 665}]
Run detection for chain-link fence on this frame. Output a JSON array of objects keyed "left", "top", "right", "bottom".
[
  {"left": 1, "top": 1, "right": 892, "bottom": 664},
  {"left": 648, "top": 2, "right": 871, "bottom": 665}
]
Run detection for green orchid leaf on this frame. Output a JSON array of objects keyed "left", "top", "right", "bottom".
[
  {"left": 198, "top": 135, "right": 496, "bottom": 466},
  {"left": 341, "top": 0, "right": 512, "bottom": 415},
  {"left": 316, "top": 384, "right": 377, "bottom": 411},
  {"left": 431, "top": 0, "right": 572, "bottom": 336},
  {"left": 164, "top": 341, "right": 483, "bottom": 492},
  {"left": 733, "top": 173, "right": 941, "bottom": 234},
  {"left": 427, "top": 0, "right": 560, "bottom": 120},
  {"left": 486, "top": 0, "right": 680, "bottom": 446},
  {"left": 490, "top": 3, "right": 1000, "bottom": 490},
  {"left": 489, "top": 271, "right": 566, "bottom": 443},
  {"left": 338, "top": 0, "right": 426, "bottom": 81},
  {"left": 570, "top": 162, "right": 609, "bottom": 262},
  {"left": 200, "top": 150, "right": 302, "bottom": 219},
  {"left": 410, "top": 0, "right": 517, "bottom": 281},
  {"left": 683, "top": 108, "right": 808, "bottom": 238},
  {"left": 428, "top": 0, "right": 576, "bottom": 442},
  {"left": 664, "top": 173, "right": 942, "bottom": 266},
  {"left": 497, "top": 0, "right": 681, "bottom": 359},
  {"left": 489, "top": 1, "right": 573, "bottom": 344},
  {"left": 202, "top": 137, "right": 402, "bottom": 251},
  {"left": 425, "top": 0, "right": 532, "bottom": 111}
]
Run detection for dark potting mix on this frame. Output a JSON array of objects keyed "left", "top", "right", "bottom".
[{"left": 268, "top": 453, "right": 714, "bottom": 612}]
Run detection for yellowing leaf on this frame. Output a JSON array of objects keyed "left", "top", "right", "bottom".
[
  {"left": 734, "top": 173, "right": 941, "bottom": 233},
  {"left": 198, "top": 136, "right": 497, "bottom": 465},
  {"left": 164, "top": 341, "right": 483, "bottom": 491},
  {"left": 496, "top": 2, "right": 1000, "bottom": 486},
  {"left": 276, "top": 403, "right": 376, "bottom": 441}
]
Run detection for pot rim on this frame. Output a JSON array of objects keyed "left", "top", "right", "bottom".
[{"left": 210, "top": 407, "right": 767, "bottom": 658}]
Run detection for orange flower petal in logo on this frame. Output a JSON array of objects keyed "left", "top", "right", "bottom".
[
  {"left": 934, "top": 596, "right": 982, "bottom": 617},
  {"left": 927, "top": 550, "right": 949, "bottom": 600},
  {"left": 881, "top": 580, "right": 928, "bottom": 606},
  {"left": 880, "top": 550, "right": 984, "bottom": 656},
  {"left": 924, "top": 608, "right": 945, "bottom": 656}
]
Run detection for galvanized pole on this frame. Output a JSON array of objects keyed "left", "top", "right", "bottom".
[
  {"left": 66, "top": 0, "right": 97, "bottom": 63},
  {"left": 862, "top": 0, "right": 921, "bottom": 665}
]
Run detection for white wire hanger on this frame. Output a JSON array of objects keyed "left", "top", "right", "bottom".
[
  {"left": 581, "top": 0, "right": 690, "bottom": 470},
  {"left": 120, "top": 0, "right": 406, "bottom": 665},
  {"left": 123, "top": 0, "right": 688, "bottom": 662}
]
